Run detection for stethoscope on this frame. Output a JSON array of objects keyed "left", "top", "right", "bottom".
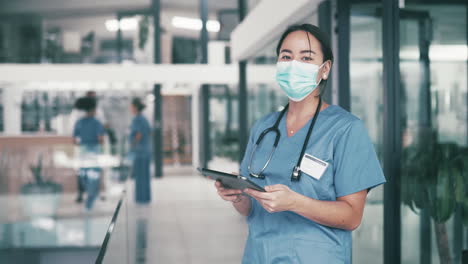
[{"left": 248, "top": 97, "right": 322, "bottom": 181}]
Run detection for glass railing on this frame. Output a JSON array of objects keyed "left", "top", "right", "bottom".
[
  {"left": 96, "top": 189, "right": 129, "bottom": 264},
  {"left": 0, "top": 141, "right": 130, "bottom": 264},
  {"left": 97, "top": 178, "right": 148, "bottom": 264}
]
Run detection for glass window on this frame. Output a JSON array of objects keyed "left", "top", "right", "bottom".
[
  {"left": 399, "top": 3, "right": 467, "bottom": 264},
  {"left": 349, "top": 3, "right": 384, "bottom": 264}
]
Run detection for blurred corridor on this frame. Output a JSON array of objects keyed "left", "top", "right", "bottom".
[{"left": 0, "top": 0, "right": 467, "bottom": 263}]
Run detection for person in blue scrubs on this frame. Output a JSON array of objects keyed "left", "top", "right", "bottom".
[
  {"left": 73, "top": 97, "right": 105, "bottom": 210},
  {"left": 129, "top": 98, "right": 152, "bottom": 204},
  {"left": 214, "top": 24, "right": 386, "bottom": 264}
]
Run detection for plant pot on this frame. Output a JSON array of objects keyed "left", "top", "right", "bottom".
[{"left": 20, "top": 182, "right": 62, "bottom": 217}]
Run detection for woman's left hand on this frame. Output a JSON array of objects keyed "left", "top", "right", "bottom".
[{"left": 244, "top": 184, "right": 299, "bottom": 213}]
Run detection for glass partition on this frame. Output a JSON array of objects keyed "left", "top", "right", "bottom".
[
  {"left": 349, "top": 3, "right": 385, "bottom": 264},
  {"left": 0, "top": 11, "right": 221, "bottom": 64},
  {"left": 0, "top": 133, "right": 129, "bottom": 263},
  {"left": 398, "top": 3, "right": 467, "bottom": 264},
  {"left": 209, "top": 84, "right": 240, "bottom": 171}
]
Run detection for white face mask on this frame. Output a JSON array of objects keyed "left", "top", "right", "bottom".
[{"left": 276, "top": 60, "right": 325, "bottom": 102}]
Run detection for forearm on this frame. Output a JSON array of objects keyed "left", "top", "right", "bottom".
[
  {"left": 291, "top": 193, "right": 360, "bottom": 231},
  {"left": 232, "top": 195, "right": 252, "bottom": 216}
]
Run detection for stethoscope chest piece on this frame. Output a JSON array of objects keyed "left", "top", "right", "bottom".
[{"left": 291, "top": 166, "right": 301, "bottom": 181}]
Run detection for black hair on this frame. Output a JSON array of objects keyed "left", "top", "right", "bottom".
[
  {"left": 132, "top": 97, "right": 146, "bottom": 112},
  {"left": 74, "top": 97, "right": 97, "bottom": 112},
  {"left": 276, "top": 24, "right": 334, "bottom": 94},
  {"left": 86, "top": 90, "right": 97, "bottom": 98}
]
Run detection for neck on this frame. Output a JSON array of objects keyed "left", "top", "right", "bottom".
[{"left": 288, "top": 95, "right": 321, "bottom": 120}]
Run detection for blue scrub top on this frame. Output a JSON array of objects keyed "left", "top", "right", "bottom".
[
  {"left": 130, "top": 114, "right": 151, "bottom": 157},
  {"left": 240, "top": 105, "right": 386, "bottom": 264},
  {"left": 73, "top": 116, "right": 105, "bottom": 147}
]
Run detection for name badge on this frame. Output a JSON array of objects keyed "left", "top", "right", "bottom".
[{"left": 300, "top": 153, "right": 328, "bottom": 180}]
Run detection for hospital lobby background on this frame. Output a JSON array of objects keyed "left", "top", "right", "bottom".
[{"left": 0, "top": 0, "right": 467, "bottom": 263}]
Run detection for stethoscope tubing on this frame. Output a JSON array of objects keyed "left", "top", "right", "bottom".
[{"left": 248, "top": 97, "right": 323, "bottom": 181}]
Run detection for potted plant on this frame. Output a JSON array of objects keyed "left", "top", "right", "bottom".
[
  {"left": 401, "top": 131, "right": 468, "bottom": 264},
  {"left": 20, "top": 154, "right": 62, "bottom": 217}
]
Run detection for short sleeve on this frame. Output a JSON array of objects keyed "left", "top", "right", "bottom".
[
  {"left": 142, "top": 118, "right": 151, "bottom": 135},
  {"left": 333, "top": 119, "right": 386, "bottom": 197},
  {"left": 129, "top": 118, "right": 139, "bottom": 139},
  {"left": 97, "top": 121, "right": 105, "bottom": 136},
  {"left": 73, "top": 120, "right": 81, "bottom": 138},
  {"left": 134, "top": 118, "right": 143, "bottom": 133}
]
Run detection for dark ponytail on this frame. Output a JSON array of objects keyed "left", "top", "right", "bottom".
[
  {"left": 132, "top": 97, "right": 146, "bottom": 112},
  {"left": 74, "top": 97, "right": 97, "bottom": 112}
]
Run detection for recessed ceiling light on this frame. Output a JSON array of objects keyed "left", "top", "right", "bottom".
[{"left": 171, "top": 16, "right": 220, "bottom": 32}]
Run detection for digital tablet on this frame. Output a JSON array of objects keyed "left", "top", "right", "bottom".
[{"left": 197, "top": 168, "right": 266, "bottom": 192}]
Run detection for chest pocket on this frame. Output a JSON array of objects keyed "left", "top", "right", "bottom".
[{"left": 292, "top": 148, "right": 336, "bottom": 201}]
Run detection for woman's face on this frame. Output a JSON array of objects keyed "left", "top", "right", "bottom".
[
  {"left": 130, "top": 104, "right": 137, "bottom": 115},
  {"left": 277, "top": 30, "right": 331, "bottom": 84}
]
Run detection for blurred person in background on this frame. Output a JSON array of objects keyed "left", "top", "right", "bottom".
[
  {"left": 129, "top": 98, "right": 152, "bottom": 204},
  {"left": 83, "top": 91, "right": 117, "bottom": 155},
  {"left": 73, "top": 97, "right": 105, "bottom": 210},
  {"left": 69, "top": 91, "right": 107, "bottom": 135},
  {"left": 71, "top": 90, "right": 114, "bottom": 202}
]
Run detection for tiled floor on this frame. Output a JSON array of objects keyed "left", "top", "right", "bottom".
[{"left": 103, "top": 166, "right": 248, "bottom": 264}]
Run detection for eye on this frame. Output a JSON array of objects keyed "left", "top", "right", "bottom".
[
  {"left": 301, "top": 56, "right": 313, "bottom": 61},
  {"left": 280, "top": 55, "right": 292, "bottom": 60}
]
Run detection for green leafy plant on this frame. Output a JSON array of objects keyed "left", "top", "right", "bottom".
[
  {"left": 29, "top": 154, "right": 44, "bottom": 185},
  {"left": 401, "top": 131, "right": 468, "bottom": 264},
  {"left": 20, "top": 154, "right": 62, "bottom": 217},
  {"left": 21, "top": 154, "right": 62, "bottom": 194}
]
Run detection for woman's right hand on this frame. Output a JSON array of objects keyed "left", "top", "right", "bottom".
[{"left": 214, "top": 181, "right": 243, "bottom": 202}]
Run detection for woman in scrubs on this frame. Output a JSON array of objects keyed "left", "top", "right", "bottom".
[
  {"left": 73, "top": 97, "right": 105, "bottom": 210},
  {"left": 214, "top": 24, "right": 386, "bottom": 263},
  {"left": 129, "top": 98, "right": 152, "bottom": 204}
]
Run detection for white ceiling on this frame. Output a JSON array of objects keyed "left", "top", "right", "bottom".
[{"left": 0, "top": 0, "right": 238, "bottom": 18}]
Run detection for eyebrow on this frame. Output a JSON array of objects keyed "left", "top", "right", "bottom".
[
  {"left": 300, "top": 50, "right": 315, "bottom": 54},
  {"left": 279, "top": 49, "right": 316, "bottom": 54}
]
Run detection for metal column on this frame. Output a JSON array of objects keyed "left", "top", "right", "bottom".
[
  {"left": 116, "top": 14, "right": 123, "bottom": 63},
  {"left": 200, "top": 85, "right": 210, "bottom": 168},
  {"left": 199, "top": 0, "right": 211, "bottom": 168},
  {"left": 382, "top": 1, "right": 401, "bottom": 264},
  {"left": 200, "top": 0, "right": 208, "bottom": 64},
  {"left": 336, "top": 0, "right": 350, "bottom": 111},
  {"left": 152, "top": 0, "right": 163, "bottom": 177},
  {"left": 318, "top": 0, "right": 333, "bottom": 104},
  {"left": 238, "top": 0, "right": 248, "bottom": 162}
]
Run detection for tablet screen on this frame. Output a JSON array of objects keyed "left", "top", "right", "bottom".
[{"left": 197, "top": 168, "right": 266, "bottom": 192}]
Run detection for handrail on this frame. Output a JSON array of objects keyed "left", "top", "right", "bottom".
[{"left": 95, "top": 191, "right": 125, "bottom": 264}]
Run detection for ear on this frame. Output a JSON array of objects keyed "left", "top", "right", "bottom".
[{"left": 321, "top": 60, "right": 332, "bottom": 80}]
